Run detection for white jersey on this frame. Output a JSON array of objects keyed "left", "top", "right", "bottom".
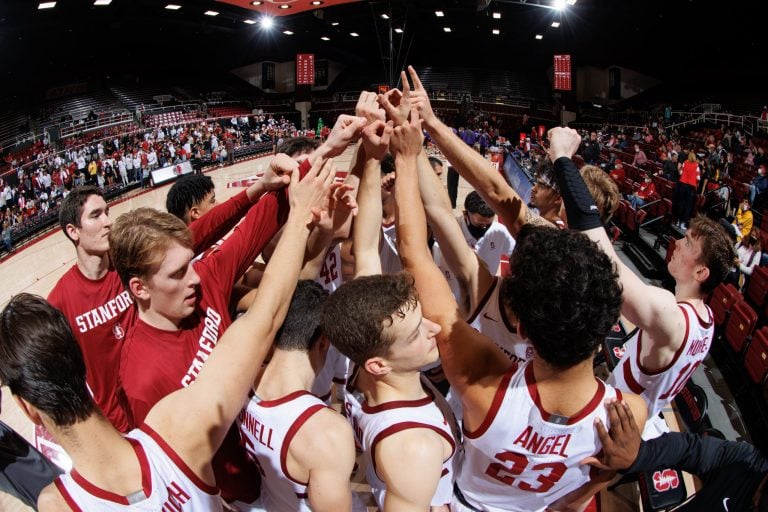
[
  {"left": 459, "top": 218, "right": 515, "bottom": 276},
  {"left": 456, "top": 362, "right": 622, "bottom": 512},
  {"left": 468, "top": 277, "right": 533, "bottom": 364},
  {"left": 380, "top": 222, "right": 403, "bottom": 275},
  {"left": 315, "top": 244, "right": 342, "bottom": 293},
  {"left": 608, "top": 301, "right": 713, "bottom": 435},
  {"left": 348, "top": 377, "right": 458, "bottom": 508},
  {"left": 311, "top": 345, "right": 350, "bottom": 403},
  {"left": 239, "top": 390, "right": 328, "bottom": 512},
  {"left": 54, "top": 426, "right": 222, "bottom": 511}
]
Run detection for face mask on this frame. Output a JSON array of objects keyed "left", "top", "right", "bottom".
[{"left": 465, "top": 215, "right": 491, "bottom": 239}]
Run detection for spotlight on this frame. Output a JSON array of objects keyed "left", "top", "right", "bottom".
[{"left": 260, "top": 16, "right": 273, "bottom": 29}]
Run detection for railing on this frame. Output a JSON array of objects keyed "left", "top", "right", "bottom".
[
  {"left": 140, "top": 102, "right": 203, "bottom": 116},
  {"left": 59, "top": 112, "right": 135, "bottom": 138}
]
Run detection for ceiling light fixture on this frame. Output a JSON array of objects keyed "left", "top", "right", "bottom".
[
  {"left": 331, "top": 22, "right": 339, "bottom": 25},
  {"left": 321, "top": 36, "right": 330, "bottom": 41},
  {"left": 243, "top": 19, "right": 257, "bottom": 24},
  {"left": 394, "top": 28, "right": 403, "bottom": 33},
  {"left": 551, "top": 21, "right": 560, "bottom": 27},
  {"left": 443, "top": 27, "right": 451, "bottom": 32},
  {"left": 165, "top": 4, "right": 181, "bottom": 9},
  {"left": 492, "top": 12, "right": 501, "bottom": 19},
  {"left": 260, "top": 16, "right": 273, "bottom": 29},
  {"left": 38, "top": 2, "right": 56, "bottom": 8},
  {"left": 492, "top": 29, "right": 500, "bottom": 35},
  {"left": 552, "top": 0, "right": 566, "bottom": 10},
  {"left": 435, "top": 10, "right": 444, "bottom": 17},
  {"left": 251, "top": 1, "right": 262, "bottom": 5},
  {"left": 311, "top": 1, "right": 323, "bottom": 5},
  {"left": 278, "top": 4, "right": 290, "bottom": 9},
  {"left": 535, "top": 34, "right": 543, "bottom": 39},
  {"left": 204, "top": 10, "right": 219, "bottom": 16},
  {"left": 94, "top": 0, "right": 112, "bottom": 5},
  {"left": 283, "top": 30, "right": 294, "bottom": 34},
  {"left": 381, "top": 13, "right": 389, "bottom": 19},
  {"left": 350, "top": 32, "right": 359, "bottom": 37},
  {"left": 566, "top": 0, "right": 577, "bottom": 4}
]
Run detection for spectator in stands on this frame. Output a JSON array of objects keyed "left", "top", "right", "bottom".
[
  {"left": 672, "top": 151, "right": 700, "bottom": 229},
  {"left": 627, "top": 171, "right": 657, "bottom": 209},
  {"left": 754, "top": 146, "right": 768, "bottom": 170},
  {"left": 720, "top": 197, "right": 754, "bottom": 243},
  {"left": 632, "top": 143, "right": 648, "bottom": 166},
  {"left": 609, "top": 158, "right": 625, "bottom": 182},
  {"left": 2, "top": 220, "right": 13, "bottom": 253},
  {"left": 581, "top": 131, "right": 601, "bottom": 164},
  {"left": 728, "top": 230, "right": 762, "bottom": 291},
  {"left": 749, "top": 164, "right": 768, "bottom": 205},
  {"left": 660, "top": 151, "right": 679, "bottom": 182}
]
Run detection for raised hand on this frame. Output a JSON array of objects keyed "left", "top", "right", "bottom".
[
  {"left": 288, "top": 157, "right": 337, "bottom": 225},
  {"left": 405, "top": 65, "right": 437, "bottom": 128},
  {"left": 390, "top": 106, "right": 424, "bottom": 161},
  {"left": 263, "top": 153, "right": 297, "bottom": 191},
  {"left": 323, "top": 114, "right": 367, "bottom": 158},
  {"left": 316, "top": 183, "right": 359, "bottom": 238},
  {"left": 377, "top": 71, "right": 412, "bottom": 126},
  {"left": 356, "top": 91, "right": 386, "bottom": 124},
  {"left": 547, "top": 127, "right": 582, "bottom": 162},
  {"left": 361, "top": 120, "right": 393, "bottom": 161}
]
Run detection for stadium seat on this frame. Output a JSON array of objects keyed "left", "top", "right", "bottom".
[
  {"left": 674, "top": 381, "right": 709, "bottom": 433},
  {"left": 707, "top": 283, "right": 743, "bottom": 328},
  {"left": 744, "top": 327, "right": 768, "bottom": 385},
  {"left": 725, "top": 300, "right": 758, "bottom": 353},
  {"left": 746, "top": 266, "right": 768, "bottom": 311}
]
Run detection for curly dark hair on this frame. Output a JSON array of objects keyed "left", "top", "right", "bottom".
[
  {"left": 321, "top": 273, "right": 418, "bottom": 367},
  {"left": 688, "top": 215, "right": 736, "bottom": 294},
  {"left": 501, "top": 225, "right": 622, "bottom": 369},
  {"left": 380, "top": 153, "right": 396, "bottom": 175},
  {"left": 464, "top": 191, "right": 495, "bottom": 217}
]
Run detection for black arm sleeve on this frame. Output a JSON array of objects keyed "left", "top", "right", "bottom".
[
  {"left": 626, "top": 432, "right": 768, "bottom": 479},
  {"left": 552, "top": 156, "right": 603, "bottom": 230}
]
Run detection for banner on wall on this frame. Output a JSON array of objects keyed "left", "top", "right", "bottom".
[{"left": 151, "top": 161, "right": 194, "bottom": 186}]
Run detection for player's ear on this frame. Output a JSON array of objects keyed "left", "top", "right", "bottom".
[{"left": 363, "top": 357, "right": 391, "bottom": 377}]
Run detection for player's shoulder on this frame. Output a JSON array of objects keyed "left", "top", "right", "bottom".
[{"left": 37, "top": 482, "right": 70, "bottom": 512}]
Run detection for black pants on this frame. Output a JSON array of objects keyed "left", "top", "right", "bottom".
[
  {"left": 447, "top": 166, "right": 460, "bottom": 209},
  {"left": 673, "top": 182, "right": 697, "bottom": 223},
  {"left": 1, "top": 421, "right": 62, "bottom": 509}
]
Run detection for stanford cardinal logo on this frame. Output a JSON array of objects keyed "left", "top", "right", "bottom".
[
  {"left": 613, "top": 346, "right": 626, "bottom": 359},
  {"left": 652, "top": 469, "right": 680, "bottom": 492},
  {"left": 113, "top": 324, "right": 125, "bottom": 340}
]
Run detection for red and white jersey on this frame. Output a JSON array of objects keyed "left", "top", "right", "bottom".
[
  {"left": 54, "top": 426, "right": 221, "bottom": 511},
  {"left": 608, "top": 301, "right": 713, "bottom": 429},
  {"left": 348, "top": 379, "right": 458, "bottom": 508},
  {"left": 456, "top": 362, "right": 622, "bottom": 512},
  {"left": 468, "top": 277, "right": 532, "bottom": 364},
  {"left": 238, "top": 391, "right": 328, "bottom": 512},
  {"left": 311, "top": 345, "right": 350, "bottom": 403},
  {"left": 380, "top": 222, "right": 403, "bottom": 275},
  {"left": 315, "top": 244, "right": 343, "bottom": 293}
]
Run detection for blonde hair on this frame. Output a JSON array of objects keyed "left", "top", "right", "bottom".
[
  {"left": 109, "top": 208, "right": 193, "bottom": 289},
  {"left": 580, "top": 165, "right": 620, "bottom": 224}
]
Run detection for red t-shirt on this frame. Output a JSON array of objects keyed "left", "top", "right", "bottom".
[
  {"left": 680, "top": 161, "right": 700, "bottom": 187},
  {"left": 119, "top": 189, "right": 289, "bottom": 502},
  {"left": 610, "top": 167, "right": 625, "bottom": 182},
  {"left": 48, "top": 267, "right": 136, "bottom": 432}
]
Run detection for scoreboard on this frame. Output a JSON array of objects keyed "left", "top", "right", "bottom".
[
  {"left": 296, "top": 54, "right": 315, "bottom": 85},
  {"left": 554, "top": 54, "right": 572, "bottom": 91}
]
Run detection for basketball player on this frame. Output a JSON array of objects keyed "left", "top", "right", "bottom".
[
  {"left": 547, "top": 126, "right": 735, "bottom": 439},
  {"left": 0, "top": 161, "right": 336, "bottom": 510},
  {"left": 320, "top": 120, "right": 458, "bottom": 512},
  {"left": 239, "top": 281, "right": 359, "bottom": 511},
  {"left": 392, "top": 106, "right": 647, "bottom": 511}
]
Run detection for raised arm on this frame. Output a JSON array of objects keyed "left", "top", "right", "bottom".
[
  {"left": 406, "top": 66, "right": 541, "bottom": 237},
  {"left": 548, "top": 127, "right": 683, "bottom": 355},
  {"left": 354, "top": 120, "right": 392, "bottom": 277},
  {"left": 146, "top": 158, "right": 338, "bottom": 480},
  {"left": 392, "top": 107, "right": 509, "bottom": 393}
]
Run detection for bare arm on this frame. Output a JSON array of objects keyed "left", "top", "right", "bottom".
[
  {"left": 354, "top": 120, "right": 392, "bottom": 277},
  {"left": 416, "top": 150, "right": 493, "bottom": 316},
  {"left": 145, "top": 159, "right": 337, "bottom": 480},
  {"left": 406, "top": 66, "right": 533, "bottom": 237},
  {"left": 548, "top": 127, "right": 684, "bottom": 358},
  {"left": 377, "top": 430, "right": 446, "bottom": 512},
  {"left": 392, "top": 108, "right": 510, "bottom": 393}
]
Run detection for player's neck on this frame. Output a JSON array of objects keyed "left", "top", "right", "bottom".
[
  {"left": 75, "top": 249, "right": 111, "bottom": 280},
  {"left": 382, "top": 199, "right": 396, "bottom": 224},
  {"left": 51, "top": 414, "right": 141, "bottom": 492},
  {"left": 255, "top": 350, "right": 316, "bottom": 399},
  {"left": 365, "top": 369, "right": 426, "bottom": 407},
  {"left": 530, "top": 358, "right": 599, "bottom": 417},
  {"left": 673, "top": 280, "right": 704, "bottom": 304}
]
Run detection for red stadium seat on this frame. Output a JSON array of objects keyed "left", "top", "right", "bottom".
[
  {"left": 744, "top": 327, "right": 768, "bottom": 384},
  {"left": 707, "top": 283, "right": 743, "bottom": 328},
  {"left": 725, "top": 300, "right": 758, "bottom": 353},
  {"left": 746, "top": 266, "right": 768, "bottom": 311}
]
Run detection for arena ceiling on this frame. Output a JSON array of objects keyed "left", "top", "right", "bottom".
[{"left": 0, "top": 0, "right": 764, "bottom": 99}]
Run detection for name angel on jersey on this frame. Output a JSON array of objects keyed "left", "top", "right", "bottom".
[
  {"left": 512, "top": 426, "right": 572, "bottom": 458},
  {"left": 180, "top": 308, "right": 222, "bottom": 387},
  {"left": 74, "top": 291, "right": 133, "bottom": 333}
]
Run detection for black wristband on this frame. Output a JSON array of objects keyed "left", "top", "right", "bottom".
[{"left": 553, "top": 156, "right": 603, "bottom": 231}]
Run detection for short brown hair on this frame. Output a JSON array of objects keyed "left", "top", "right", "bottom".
[
  {"left": 109, "top": 208, "right": 193, "bottom": 290},
  {"left": 321, "top": 273, "right": 418, "bottom": 367},
  {"left": 580, "top": 165, "right": 620, "bottom": 224},
  {"left": 58, "top": 186, "right": 105, "bottom": 245},
  {"left": 688, "top": 215, "right": 736, "bottom": 294}
]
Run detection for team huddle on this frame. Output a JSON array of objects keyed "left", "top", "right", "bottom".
[{"left": 0, "top": 67, "right": 734, "bottom": 512}]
